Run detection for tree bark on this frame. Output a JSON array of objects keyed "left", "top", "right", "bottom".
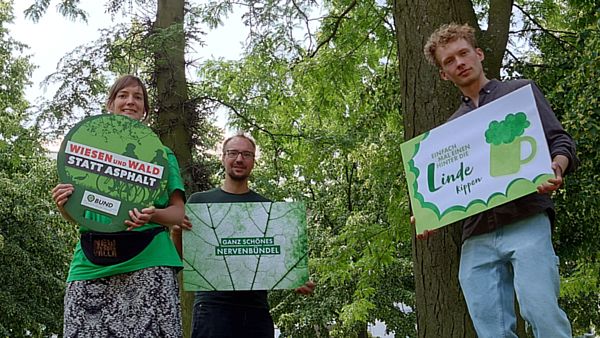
[
  {"left": 154, "top": 1, "right": 195, "bottom": 337},
  {"left": 481, "top": 0, "right": 514, "bottom": 79},
  {"left": 392, "top": 0, "right": 513, "bottom": 336},
  {"left": 154, "top": 0, "right": 193, "bottom": 187}
]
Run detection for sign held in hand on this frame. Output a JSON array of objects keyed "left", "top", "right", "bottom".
[
  {"left": 57, "top": 114, "right": 169, "bottom": 232},
  {"left": 183, "top": 202, "right": 308, "bottom": 291},
  {"left": 400, "top": 85, "right": 553, "bottom": 234}
]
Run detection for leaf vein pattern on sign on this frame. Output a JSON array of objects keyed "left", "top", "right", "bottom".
[
  {"left": 271, "top": 203, "right": 308, "bottom": 289},
  {"left": 269, "top": 206, "right": 297, "bottom": 221},
  {"left": 251, "top": 202, "right": 273, "bottom": 289},
  {"left": 184, "top": 206, "right": 220, "bottom": 290},
  {"left": 212, "top": 203, "right": 231, "bottom": 229},
  {"left": 184, "top": 202, "right": 308, "bottom": 291},
  {"left": 185, "top": 206, "right": 214, "bottom": 246},
  {"left": 209, "top": 203, "right": 236, "bottom": 290},
  {"left": 271, "top": 251, "right": 309, "bottom": 290},
  {"left": 182, "top": 256, "right": 217, "bottom": 291}
]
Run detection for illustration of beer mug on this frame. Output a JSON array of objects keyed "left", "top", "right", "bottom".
[{"left": 489, "top": 136, "right": 537, "bottom": 177}]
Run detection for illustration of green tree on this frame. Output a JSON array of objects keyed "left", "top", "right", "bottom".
[
  {"left": 485, "top": 112, "right": 531, "bottom": 145},
  {"left": 485, "top": 112, "right": 537, "bottom": 177}
]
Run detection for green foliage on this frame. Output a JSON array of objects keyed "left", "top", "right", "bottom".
[
  {"left": 485, "top": 112, "right": 531, "bottom": 145},
  {"left": 187, "top": 1, "right": 234, "bottom": 30},
  {"left": 32, "top": 4, "right": 190, "bottom": 136},
  {"left": 506, "top": 0, "right": 600, "bottom": 333},
  {"left": 0, "top": 3, "right": 37, "bottom": 170},
  {"left": 193, "top": 1, "right": 415, "bottom": 336},
  {"left": 0, "top": 160, "right": 77, "bottom": 338},
  {"left": 24, "top": 0, "right": 88, "bottom": 23},
  {"left": 34, "top": 21, "right": 147, "bottom": 135},
  {"left": 0, "top": 2, "right": 77, "bottom": 336},
  {"left": 31, "top": 1, "right": 220, "bottom": 195}
]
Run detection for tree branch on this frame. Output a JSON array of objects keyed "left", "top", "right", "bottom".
[
  {"left": 481, "top": 0, "right": 513, "bottom": 78},
  {"left": 309, "top": 0, "right": 357, "bottom": 58},
  {"left": 291, "top": 0, "right": 314, "bottom": 51},
  {"left": 194, "top": 96, "right": 305, "bottom": 140},
  {"left": 513, "top": 3, "right": 575, "bottom": 52}
]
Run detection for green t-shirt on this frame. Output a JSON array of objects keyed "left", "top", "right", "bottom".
[{"left": 67, "top": 147, "right": 184, "bottom": 282}]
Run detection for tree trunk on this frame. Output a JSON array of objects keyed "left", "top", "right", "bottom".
[
  {"left": 154, "top": 0, "right": 193, "bottom": 187},
  {"left": 392, "top": 0, "right": 512, "bottom": 336},
  {"left": 154, "top": 1, "right": 195, "bottom": 337},
  {"left": 358, "top": 323, "right": 368, "bottom": 338}
]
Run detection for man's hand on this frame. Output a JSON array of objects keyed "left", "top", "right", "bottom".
[
  {"left": 537, "top": 155, "right": 568, "bottom": 194},
  {"left": 411, "top": 216, "right": 438, "bottom": 240},
  {"left": 295, "top": 280, "right": 316, "bottom": 295}
]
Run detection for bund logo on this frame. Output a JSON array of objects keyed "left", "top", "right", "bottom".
[{"left": 81, "top": 190, "right": 121, "bottom": 216}]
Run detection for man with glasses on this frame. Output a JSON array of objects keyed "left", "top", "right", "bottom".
[{"left": 187, "top": 132, "right": 314, "bottom": 338}]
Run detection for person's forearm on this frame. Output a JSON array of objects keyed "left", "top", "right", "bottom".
[
  {"left": 170, "top": 229, "right": 183, "bottom": 258},
  {"left": 151, "top": 205, "right": 185, "bottom": 227},
  {"left": 58, "top": 206, "right": 77, "bottom": 224},
  {"left": 553, "top": 154, "right": 569, "bottom": 174},
  {"left": 149, "top": 191, "right": 185, "bottom": 227}
]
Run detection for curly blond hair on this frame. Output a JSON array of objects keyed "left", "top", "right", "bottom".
[{"left": 424, "top": 23, "right": 477, "bottom": 67}]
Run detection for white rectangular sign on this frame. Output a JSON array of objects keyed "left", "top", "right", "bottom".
[{"left": 400, "top": 85, "right": 553, "bottom": 233}]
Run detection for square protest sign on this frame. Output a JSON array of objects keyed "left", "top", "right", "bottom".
[
  {"left": 183, "top": 202, "right": 308, "bottom": 291},
  {"left": 400, "top": 85, "right": 554, "bottom": 234}
]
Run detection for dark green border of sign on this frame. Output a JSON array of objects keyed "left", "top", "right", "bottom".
[{"left": 57, "top": 114, "right": 169, "bottom": 232}]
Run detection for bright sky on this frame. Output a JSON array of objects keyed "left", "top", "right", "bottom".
[
  {"left": 8, "top": 1, "right": 248, "bottom": 150},
  {"left": 10, "top": 2, "right": 112, "bottom": 100},
  {"left": 9, "top": 1, "right": 246, "bottom": 104}
]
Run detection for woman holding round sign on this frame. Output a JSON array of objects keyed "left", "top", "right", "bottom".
[{"left": 51, "top": 75, "right": 186, "bottom": 337}]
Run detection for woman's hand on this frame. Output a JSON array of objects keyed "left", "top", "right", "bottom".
[
  {"left": 176, "top": 215, "right": 193, "bottom": 231},
  {"left": 51, "top": 183, "right": 74, "bottom": 208},
  {"left": 125, "top": 206, "right": 156, "bottom": 230},
  {"left": 51, "top": 183, "right": 76, "bottom": 223}
]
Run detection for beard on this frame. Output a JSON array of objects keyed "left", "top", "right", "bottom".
[{"left": 226, "top": 169, "right": 249, "bottom": 181}]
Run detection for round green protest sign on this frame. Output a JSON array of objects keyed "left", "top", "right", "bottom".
[{"left": 57, "top": 114, "right": 169, "bottom": 232}]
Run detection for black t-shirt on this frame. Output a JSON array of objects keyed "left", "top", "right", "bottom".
[{"left": 187, "top": 187, "right": 271, "bottom": 309}]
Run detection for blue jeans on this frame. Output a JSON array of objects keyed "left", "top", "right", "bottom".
[
  {"left": 459, "top": 212, "right": 572, "bottom": 338},
  {"left": 191, "top": 302, "right": 274, "bottom": 338}
]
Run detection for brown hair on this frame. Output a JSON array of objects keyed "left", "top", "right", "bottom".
[
  {"left": 424, "top": 23, "right": 477, "bottom": 67},
  {"left": 106, "top": 75, "right": 150, "bottom": 118},
  {"left": 222, "top": 131, "right": 257, "bottom": 153}
]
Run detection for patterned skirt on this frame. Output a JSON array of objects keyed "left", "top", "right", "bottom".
[{"left": 64, "top": 266, "right": 182, "bottom": 338}]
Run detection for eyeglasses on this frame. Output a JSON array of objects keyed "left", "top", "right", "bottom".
[{"left": 224, "top": 150, "right": 255, "bottom": 159}]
